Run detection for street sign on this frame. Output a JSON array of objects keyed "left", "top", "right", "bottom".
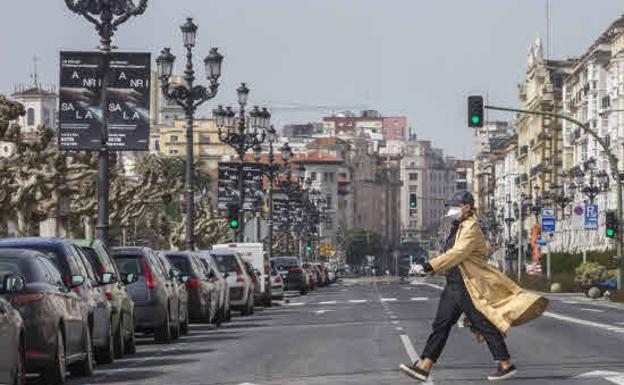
[
  {"left": 59, "top": 51, "right": 151, "bottom": 151},
  {"left": 541, "top": 207, "right": 556, "bottom": 233},
  {"left": 571, "top": 203, "right": 585, "bottom": 230},
  {"left": 536, "top": 236, "right": 548, "bottom": 247},
  {"left": 217, "top": 162, "right": 265, "bottom": 212},
  {"left": 584, "top": 203, "right": 599, "bottom": 230}
]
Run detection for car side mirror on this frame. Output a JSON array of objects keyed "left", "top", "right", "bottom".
[
  {"left": 70, "top": 275, "right": 86, "bottom": 288},
  {"left": 2, "top": 275, "right": 25, "bottom": 294},
  {"left": 123, "top": 273, "right": 137, "bottom": 284},
  {"left": 100, "top": 272, "right": 117, "bottom": 285},
  {"left": 170, "top": 268, "right": 181, "bottom": 280}
]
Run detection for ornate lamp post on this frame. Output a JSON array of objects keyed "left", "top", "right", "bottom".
[
  {"left": 64, "top": 0, "right": 149, "bottom": 246},
  {"left": 568, "top": 158, "right": 610, "bottom": 205},
  {"left": 550, "top": 183, "right": 573, "bottom": 219},
  {"left": 253, "top": 127, "right": 292, "bottom": 261},
  {"left": 214, "top": 84, "right": 271, "bottom": 241},
  {"left": 156, "top": 18, "right": 223, "bottom": 250}
]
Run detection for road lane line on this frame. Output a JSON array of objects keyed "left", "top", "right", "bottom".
[
  {"left": 287, "top": 302, "right": 306, "bottom": 306},
  {"left": 543, "top": 311, "right": 624, "bottom": 333},
  {"left": 381, "top": 298, "right": 398, "bottom": 302},
  {"left": 349, "top": 299, "right": 367, "bottom": 303},
  {"left": 411, "top": 297, "right": 429, "bottom": 301},
  {"left": 411, "top": 281, "right": 444, "bottom": 290},
  {"left": 319, "top": 301, "right": 337, "bottom": 305},
  {"left": 400, "top": 334, "right": 419, "bottom": 363},
  {"left": 580, "top": 308, "right": 604, "bottom": 313}
]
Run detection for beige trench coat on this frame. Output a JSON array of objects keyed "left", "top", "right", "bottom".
[{"left": 429, "top": 215, "right": 548, "bottom": 334}]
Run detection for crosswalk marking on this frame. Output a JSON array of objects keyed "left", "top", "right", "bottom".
[
  {"left": 381, "top": 298, "right": 398, "bottom": 302},
  {"left": 410, "top": 297, "right": 429, "bottom": 301},
  {"left": 319, "top": 301, "right": 337, "bottom": 305},
  {"left": 580, "top": 308, "right": 604, "bottom": 313},
  {"left": 349, "top": 299, "right": 367, "bottom": 303}
]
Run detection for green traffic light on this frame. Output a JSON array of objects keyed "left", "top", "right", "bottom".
[
  {"left": 471, "top": 116, "right": 480, "bottom": 125},
  {"left": 230, "top": 220, "right": 239, "bottom": 229},
  {"left": 410, "top": 201, "right": 417, "bottom": 207},
  {"left": 607, "top": 229, "right": 615, "bottom": 237},
  {"left": 306, "top": 245, "right": 312, "bottom": 252}
]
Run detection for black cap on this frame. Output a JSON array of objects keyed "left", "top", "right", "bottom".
[{"left": 446, "top": 190, "right": 475, "bottom": 207}]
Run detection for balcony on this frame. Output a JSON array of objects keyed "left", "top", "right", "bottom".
[
  {"left": 517, "top": 145, "right": 528, "bottom": 160},
  {"left": 530, "top": 163, "right": 545, "bottom": 177}
]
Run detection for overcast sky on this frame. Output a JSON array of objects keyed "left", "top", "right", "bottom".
[{"left": 1, "top": 1, "right": 622, "bottom": 159}]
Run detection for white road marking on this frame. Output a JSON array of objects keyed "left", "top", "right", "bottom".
[
  {"left": 580, "top": 308, "right": 604, "bottom": 313},
  {"left": 395, "top": 326, "right": 404, "bottom": 332},
  {"left": 312, "top": 309, "right": 335, "bottom": 315},
  {"left": 390, "top": 315, "right": 398, "bottom": 319},
  {"left": 400, "top": 334, "right": 419, "bottom": 363},
  {"left": 575, "top": 370, "right": 624, "bottom": 385},
  {"left": 287, "top": 302, "right": 306, "bottom": 306},
  {"left": 616, "top": 322, "right": 624, "bottom": 326},
  {"left": 411, "top": 297, "right": 429, "bottom": 301},
  {"left": 319, "top": 301, "right": 337, "bottom": 305},
  {"left": 562, "top": 301, "right": 580, "bottom": 304},
  {"left": 349, "top": 299, "right": 367, "bottom": 303},
  {"left": 391, "top": 320, "right": 400, "bottom": 325},
  {"left": 381, "top": 298, "right": 398, "bottom": 302},
  {"left": 544, "top": 312, "right": 624, "bottom": 334},
  {"left": 411, "top": 281, "right": 444, "bottom": 290}
]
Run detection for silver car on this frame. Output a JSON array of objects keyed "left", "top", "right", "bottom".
[
  {"left": 0, "top": 292, "right": 24, "bottom": 385},
  {"left": 210, "top": 250, "right": 254, "bottom": 316},
  {"left": 198, "top": 252, "right": 231, "bottom": 323},
  {"left": 270, "top": 266, "right": 284, "bottom": 300}
]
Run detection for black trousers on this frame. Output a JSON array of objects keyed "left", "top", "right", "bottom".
[{"left": 420, "top": 280, "right": 510, "bottom": 363}]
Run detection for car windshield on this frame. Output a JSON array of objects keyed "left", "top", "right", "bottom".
[
  {"left": 80, "top": 246, "right": 105, "bottom": 275},
  {"left": 212, "top": 254, "right": 239, "bottom": 273},
  {"left": 0, "top": 260, "right": 24, "bottom": 290},
  {"left": 272, "top": 258, "right": 299, "bottom": 270},
  {"left": 113, "top": 255, "right": 145, "bottom": 276},
  {"left": 166, "top": 255, "right": 191, "bottom": 275}
]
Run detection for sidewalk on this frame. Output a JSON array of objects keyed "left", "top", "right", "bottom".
[{"left": 544, "top": 292, "right": 624, "bottom": 311}]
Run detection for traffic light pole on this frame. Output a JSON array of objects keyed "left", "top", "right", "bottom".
[{"left": 484, "top": 104, "right": 624, "bottom": 290}]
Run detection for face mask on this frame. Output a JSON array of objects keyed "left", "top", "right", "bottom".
[{"left": 445, "top": 206, "right": 462, "bottom": 220}]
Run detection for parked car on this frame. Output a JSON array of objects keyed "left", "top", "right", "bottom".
[
  {"left": 198, "top": 252, "right": 230, "bottom": 322},
  {"left": 243, "top": 260, "right": 262, "bottom": 307},
  {"left": 0, "top": 238, "right": 114, "bottom": 365},
  {"left": 164, "top": 251, "right": 218, "bottom": 325},
  {"left": 74, "top": 239, "right": 136, "bottom": 357},
  {"left": 111, "top": 247, "right": 180, "bottom": 343},
  {"left": 0, "top": 274, "right": 24, "bottom": 385},
  {"left": 272, "top": 256, "right": 307, "bottom": 294},
  {"left": 0, "top": 248, "right": 94, "bottom": 384},
  {"left": 269, "top": 266, "right": 284, "bottom": 301},
  {"left": 154, "top": 252, "right": 189, "bottom": 335},
  {"left": 302, "top": 263, "right": 317, "bottom": 291},
  {"left": 211, "top": 250, "right": 254, "bottom": 315},
  {"left": 314, "top": 262, "right": 329, "bottom": 286},
  {"left": 212, "top": 243, "right": 271, "bottom": 307}
]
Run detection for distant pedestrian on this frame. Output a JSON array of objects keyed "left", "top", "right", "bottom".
[{"left": 400, "top": 191, "right": 548, "bottom": 382}]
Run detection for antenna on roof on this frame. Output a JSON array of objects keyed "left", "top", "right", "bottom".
[{"left": 31, "top": 55, "right": 40, "bottom": 88}]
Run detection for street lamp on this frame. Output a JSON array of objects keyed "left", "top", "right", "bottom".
[
  {"left": 253, "top": 127, "right": 291, "bottom": 262},
  {"left": 550, "top": 183, "right": 573, "bottom": 219},
  {"left": 157, "top": 18, "right": 223, "bottom": 250},
  {"left": 64, "top": 0, "right": 149, "bottom": 247},
  {"left": 569, "top": 158, "right": 610, "bottom": 204},
  {"left": 214, "top": 83, "right": 271, "bottom": 241}
]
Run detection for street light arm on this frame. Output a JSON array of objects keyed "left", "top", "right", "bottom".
[
  {"left": 192, "top": 83, "right": 219, "bottom": 110},
  {"left": 112, "top": 0, "right": 149, "bottom": 28},
  {"left": 65, "top": 0, "right": 101, "bottom": 26},
  {"left": 160, "top": 81, "right": 189, "bottom": 110}
]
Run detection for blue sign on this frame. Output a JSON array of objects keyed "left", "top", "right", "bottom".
[
  {"left": 541, "top": 208, "right": 556, "bottom": 233},
  {"left": 536, "top": 236, "right": 548, "bottom": 247},
  {"left": 585, "top": 204, "right": 598, "bottom": 230}
]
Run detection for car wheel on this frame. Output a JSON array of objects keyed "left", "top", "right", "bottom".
[
  {"left": 125, "top": 322, "right": 136, "bottom": 355},
  {"left": 180, "top": 311, "right": 189, "bottom": 335},
  {"left": 13, "top": 334, "right": 25, "bottom": 385},
  {"left": 113, "top": 316, "right": 125, "bottom": 359},
  {"left": 69, "top": 323, "right": 94, "bottom": 377},
  {"left": 96, "top": 319, "right": 114, "bottom": 364},
  {"left": 155, "top": 309, "right": 171, "bottom": 343},
  {"left": 42, "top": 330, "right": 66, "bottom": 385}
]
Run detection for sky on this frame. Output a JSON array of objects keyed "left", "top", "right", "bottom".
[{"left": 1, "top": 0, "right": 623, "bottom": 159}]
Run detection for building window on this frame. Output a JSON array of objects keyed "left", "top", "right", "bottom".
[
  {"left": 457, "top": 182, "right": 467, "bottom": 190},
  {"left": 43, "top": 108, "right": 51, "bottom": 127},
  {"left": 409, "top": 173, "right": 418, "bottom": 181},
  {"left": 323, "top": 172, "right": 335, "bottom": 182},
  {"left": 409, "top": 185, "right": 417, "bottom": 192},
  {"left": 27, "top": 108, "right": 35, "bottom": 126},
  {"left": 310, "top": 172, "right": 317, "bottom": 180},
  {"left": 170, "top": 135, "right": 178, "bottom": 143},
  {"left": 169, "top": 149, "right": 178, "bottom": 155},
  {"left": 326, "top": 194, "right": 332, "bottom": 208}
]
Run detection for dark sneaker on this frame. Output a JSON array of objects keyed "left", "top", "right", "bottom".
[
  {"left": 487, "top": 364, "right": 517, "bottom": 381},
  {"left": 399, "top": 362, "right": 430, "bottom": 381}
]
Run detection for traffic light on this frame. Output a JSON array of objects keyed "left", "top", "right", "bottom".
[
  {"left": 306, "top": 244, "right": 313, "bottom": 253},
  {"left": 228, "top": 207, "right": 239, "bottom": 229},
  {"left": 409, "top": 193, "right": 417, "bottom": 208},
  {"left": 468, "top": 95, "right": 484, "bottom": 128},
  {"left": 606, "top": 210, "right": 618, "bottom": 238}
]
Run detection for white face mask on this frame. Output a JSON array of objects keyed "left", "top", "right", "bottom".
[{"left": 445, "top": 206, "right": 462, "bottom": 220}]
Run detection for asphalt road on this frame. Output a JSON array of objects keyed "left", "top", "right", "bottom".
[{"left": 48, "top": 277, "right": 624, "bottom": 385}]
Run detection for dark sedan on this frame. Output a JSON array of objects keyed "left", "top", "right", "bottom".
[
  {"left": 0, "top": 283, "right": 24, "bottom": 385},
  {"left": 164, "top": 251, "right": 218, "bottom": 324},
  {"left": 0, "top": 248, "right": 93, "bottom": 384},
  {"left": 74, "top": 239, "right": 136, "bottom": 357},
  {"left": 0, "top": 238, "right": 113, "bottom": 365},
  {"left": 272, "top": 257, "right": 307, "bottom": 294},
  {"left": 111, "top": 247, "right": 179, "bottom": 343}
]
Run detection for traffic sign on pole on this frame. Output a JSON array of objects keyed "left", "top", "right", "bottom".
[
  {"left": 541, "top": 208, "right": 556, "bottom": 233},
  {"left": 584, "top": 204, "right": 598, "bottom": 230}
]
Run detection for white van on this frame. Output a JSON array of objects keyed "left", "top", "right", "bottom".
[{"left": 211, "top": 243, "right": 271, "bottom": 306}]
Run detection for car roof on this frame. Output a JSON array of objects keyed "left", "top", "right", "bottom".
[
  {"left": 162, "top": 251, "right": 194, "bottom": 258},
  {"left": 0, "top": 248, "right": 48, "bottom": 259},
  {"left": 110, "top": 246, "right": 152, "bottom": 256},
  {"left": 0, "top": 237, "right": 73, "bottom": 247},
  {"left": 209, "top": 249, "right": 239, "bottom": 256}
]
